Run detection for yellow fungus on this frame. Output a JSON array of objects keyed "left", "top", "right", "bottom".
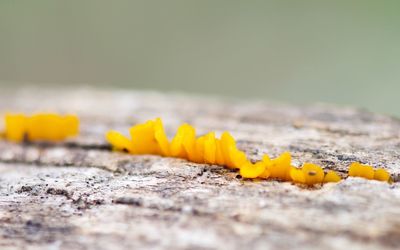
[
  {"left": 258, "top": 169, "right": 271, "bottom": 179},
  {"left": 348, "top": 162, "right": 374, "bottom": 180},
  {"left": 323, "top": 170, "right": 342, "bottom": 183},
  {"left": 290, "top": 167, "right": 306, "bottom": 184},
  {"left": 204, "top": 132, "right": 217, "bottom": 164},
  {"left": 298, "top": 164, "right": 323, "bottom": 184},
  {"left": 106, "top": 130, "right": 134, "bottom": 153},
  {"left": 3, "top": 113, "right": 79, "bottom": 142},
  {"left": 289, "top": 163, "right": 324, "bottom": 185},
  {"left": 229, "top": 149, "right": 248, "bottom": 169},
  {"left": 1, "top": 114, "right": 392, "bottom": 186},
  {"left": 220, "top": 132, "right": 237, "bottom": 168},
  {"left": 129, "top": 120, "right": 160, "bottom": 155},
  {"left": 193, "top": 135, "right": 206, "bottom": 163},
  {"left": 4, "top": 114, "right": 26, "bottom": 142},
  {"left": 215, "top": 139, "right": 225, "bottom": 166},
  {"left": 181, "top": 124, "right": 197, "bottom": 162},
  {"left": 240, "top": 161, "right": 266, "bottom": 179},
  {"left": 302, "top": 163, "right": 325, "bottom": 185},
  {"left": 105, "top": 119, "right": 248, "bottom": 169},
  {"left": 105, "top": 118, "right": 392, "bottom": 185},
  {"left": 374, "top": 168, "right": 390, "bottom": 182},
  {"left": 64, "top": 115, "right": 80, "bottom": 137},
  {"left": 262, "top": 152, "right": 292, "bottom": 181},
  {"left": 170, "top": 124, "right": 189, "bottom": 158},
  {"left": 153, "top": 118, "right": 170, "bottom": 156}
]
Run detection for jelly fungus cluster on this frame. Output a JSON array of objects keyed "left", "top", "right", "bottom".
[
  {"left": 1, "top": 113, "right": 79, "bottom": 142},
  {"left": 106, "top": 118, "right": 391, "bottom": 185},
  {"left": 348, "top": 162, "right": 391, "bottom": 182}
]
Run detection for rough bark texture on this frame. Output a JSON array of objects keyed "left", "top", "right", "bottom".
[{"left": 0, "top": 87, "right": 399, "bottom": 250}]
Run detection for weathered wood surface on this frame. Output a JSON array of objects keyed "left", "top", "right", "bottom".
[{"left": 0, "top": 88, "right": 399, "bottom": 250}]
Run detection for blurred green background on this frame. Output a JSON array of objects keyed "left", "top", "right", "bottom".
[{"left": 1, "top": 1, "right": 399, "bottom": 116}]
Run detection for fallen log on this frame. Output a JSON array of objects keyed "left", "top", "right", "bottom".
[{"left": 0, "top": 87, "right": 399, "bottom": 250}]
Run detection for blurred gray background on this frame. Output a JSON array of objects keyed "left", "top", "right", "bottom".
[{"left": 1, "top": 1, "right": 399, "bottom": 116}]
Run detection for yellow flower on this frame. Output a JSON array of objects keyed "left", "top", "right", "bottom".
[
  {"left": 348, "top": 162, "right": 374, "bottom": 180},
  {"left": 323, "top": 170, "right": 342, "bottom": 183},
  {"left": 240, "top": 161, "right": 266, "bottom": 179},
  {"left": 373, "top": 168, "right": 390, "bottom": 182}
]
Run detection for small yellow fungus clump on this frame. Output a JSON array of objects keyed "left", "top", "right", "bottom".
[
  {"left": 240, "top": 161, "right": 266, "bottom": 179},
  {"left": 262, "top": 152, "right": 293, "bottom": 181},
  {"left": 323, "top": 170, "right": 342, "bottom": 183},
  {"left": 3, "top": 113, "right": 79, "bottom": 142},
  {"left": 374, "top": 168, "right": 391, "bottom": 182},
  {"left": 290, "top": 167, "right": 306, "bottom": 184},
  {"left": 105, "top": 130, "right": 135, "bottom": 153},
  {"left": 348, "top": 162, "right": 391, "bottom": 182},
  {"left": 289, "top": 163, "right": 325, "bottom": 185},
  {"left": 106, "top": 118, "right": 392, "bottom": 186},
  {"left": 4, "top": 114, "right": 26, "bottom": 142},
  {"left": 348, "top": 162, "right": 375, "bottom": 180}
]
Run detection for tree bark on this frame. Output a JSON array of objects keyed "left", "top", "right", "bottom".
[{"left": 0, "top": 87, "right": 399, "bottom": 250}]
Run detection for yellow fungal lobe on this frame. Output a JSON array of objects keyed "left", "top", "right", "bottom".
[
  {"left": 348, "top": 162, "right": 374, "bottom": 180},
  {"left": 181, "top": 124, "right": 197, "bottom": 162},
  {"left": 4, "top": 114, "right": 26, "bottom": 142},
  {"left": 105, "top": 130, "right": 134, "bottom": 153},
  {"left": 229, "top": 149, "right": 248, "bottom": 169},
  {"left": 153, "top": 118, "right": 170, "bottom": 156},
  {"left": 214, "top": 139, "right": 225, "bottom": 166},
  {"left": 220, "top": 132, "right": 237, "bottom": 168},
  {"left": 302, "top": 163, "right": 324, "bottom": 185},
  {"left": 240, "top": 161, "right": 266, "bottom": 179},
  {"left": 289, "top": 163, "right": 325, "bottom": 185},
  {"left": 64, "top": 115, "right": 80, "bottom": 137},
  {"left": 3, "top": 113, "right": 79, "bottom": 142},
  {"left": 374, "top": 168, "right": 390, "bottom": 182},
  {"left": 170, "top": 124, "right": 189, "bottom": 158},
  {"left": 263, "top": 152, "right": 292, "bottom": 181},
  {"left": 323, "top": 170, "right": 342, "bottom": 183},
  {"left": 194, "top": 135, "right": 206, "bottom": 163},
  {"left": 290, "top": 167, "right": 306, "bottom": 184},
  {"left": 129, "top": 120, "right": 161, "bottom": 155},
  {"left": 204, "top": 132, "right": 217, "bottom": 164}
]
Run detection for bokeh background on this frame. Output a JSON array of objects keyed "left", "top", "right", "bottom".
[{"left": 1, "top": 1, "right": 399, "bottom": 116}]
